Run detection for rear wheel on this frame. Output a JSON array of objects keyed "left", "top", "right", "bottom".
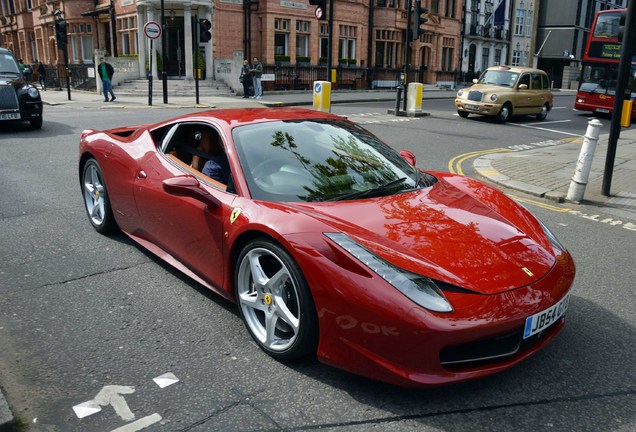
[
  {"left": 458, "top": 110, "right": 469, "bottom": 118},
  {"left": 497, "top": 103, "right": 512, "bottom": 123},
  {"left": 536, "top": 103, "right": 549, "bottom": 120},
  {"left": 236, "top": 239, "right": 318, "bottom": 360},
  {"left": 81, "top": 158, "right": 117, "bottom": 234}
]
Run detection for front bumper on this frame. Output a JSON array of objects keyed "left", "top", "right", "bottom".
[
  {"left": 286, "top": 232, "right": 576, "bottom": 387},
  {"left": 455, "top": 98, "right": 503, "bottom": 116}
]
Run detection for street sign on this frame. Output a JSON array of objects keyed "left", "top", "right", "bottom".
[
  {"left": 143, "top": 21, "right": 161, "bottom": 40},
  {"left": 315, "top": 7, "right": 323, "bottom": 19}
]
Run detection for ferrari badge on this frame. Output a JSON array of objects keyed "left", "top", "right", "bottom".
[{"left": 230, "top": 208, "right": 242, "bottom": 224}]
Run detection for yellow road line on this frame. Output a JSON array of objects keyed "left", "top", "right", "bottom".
[
  {"left": 448, "top": 148, "right": 510, "bottom": 175},
  {"left": 510, "top": 195, "right": 571, "bottom": 212}
]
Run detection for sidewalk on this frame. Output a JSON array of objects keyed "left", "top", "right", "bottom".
[{"left": 473, "top": 129, "right": 636, "bottom": 222}]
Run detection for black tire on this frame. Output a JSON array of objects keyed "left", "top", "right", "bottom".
[
  {"left": 81, "top": 158, "right": 118, "bottom": 234},
  {"left": 497, "top": 103, "right": 512, "bottom": 123},
  {"left": 536, "top": 103, "right": 549, "bottom": 121},
  {"left": 235, "top": 238, "right": 318, "bottom": 360},
  {"left": 458, "top": 110, "right": 469, "bottom": 118},
  {"left": 30, "top": 117, "right": 43, "bottom": 129}
]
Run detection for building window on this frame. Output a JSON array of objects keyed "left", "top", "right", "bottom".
[
  {"left": 296, "top": 20, "right": 310, "bottom": 57},
  {"left": 494, "top": 49, "right": 502, "bottom": 65},
  {"left": 274, "top": 18, "right": 290, "bottom": 31},
  {"left": 512, "top": 50, "right": 521, "bottom": 66},
  {"left": 320, "top": 24, "right": 329, "bottom": 60},
  {"left": 441, "top": 47, "right": 453, "bottom": 72},
  {"left": 296, "top": 35, "right": 309, "bottom": 57},
  {"left": 70, "top": 36, "right": 79, "bottom": 63},
  {"left": 515, "top": 10, "right": 526, "bottom": 36},
  {"left": 375, "top": 29, "right": 398, "bottom": 67},
  {"left": 274, "top": 18, "right": 290, "bottom": 56},
  {"left": 481, "top": 47, "right": 490, "bottom": 70},
  {"left": 26, "top": 0, "right": 31, "bottom": 11},
  {"left": 338, "top": 25, "right": 357, "bottom": 61},
  {"left": 117, "top": 16, "right": 137, "bottom": 55},
  {"left": 430, "top": 0, "right": 438, "bottom": 14},
  {"left": 81, "top": 35, "right": 93, "bottom": 63}
]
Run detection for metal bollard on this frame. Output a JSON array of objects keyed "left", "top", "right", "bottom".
[{"left": 566, "top": 119, "right": 602, "bottom": 202}]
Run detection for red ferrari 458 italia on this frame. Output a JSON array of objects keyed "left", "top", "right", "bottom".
[{"left": 79, "top": 107, "right": 575, "bottom": 387}]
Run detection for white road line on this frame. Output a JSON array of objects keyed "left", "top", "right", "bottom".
[
  {"left": 110, "top": 413, "right": 162, "bottom": 432},
  {"left": 551, "top": 106, "right": 567, "bottom": 109},
  {"left": 524, "top": 120, "right": 571, "bottom": 125},
  {"left": 508, "top": 123, "right": 581, "bottom": 136}
]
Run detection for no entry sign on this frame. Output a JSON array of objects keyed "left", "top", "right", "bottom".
[{"left": 144, "top": 21, "right": 161, "bottom": 40}]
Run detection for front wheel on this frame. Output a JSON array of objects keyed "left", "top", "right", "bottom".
[
  {"left": 497, "top": 103, "right": 512, "bottom": 123},
  {"left": 236, "top": 239, "right": 318, "bottom": 360},
  {"left": 458, "top": 110, "right": 469, "bottom": 118},
  {"left": 81, "top": 158, "right": 118, "bottom": 234},
  {"left": 30, "top": 117, "right": 43, "bottom": 129},
  {"left": 536, "top": 103, "right": 549, "bottom": 120}
]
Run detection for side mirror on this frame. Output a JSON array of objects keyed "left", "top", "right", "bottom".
[
  {"left": 163, "top": 176, "right": 221, "bottom": 208},
  {"left": 472, "top": 79, "right": 478, "bottom": 84},
  {"left": 518, "top": 84, "right": 528, "bottom": 90},
  {"left": 399, "top": 150, "right": 416, "bottom": 166}
]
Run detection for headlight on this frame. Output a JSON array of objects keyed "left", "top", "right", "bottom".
[
  {"left": 490, "top": 94, "right": 498, "bottom": 102},
  {"left": 457, "top": 89, "right": 464, "bottom": 97},
  {"left": 324, "top": 233, "right": 453, "bottom": 313},
  {"left": 538, "top": 219, "right": 566, "bottom": 251},
  {"left": 27, "top": 87, "right": 39, "bottom": 98}
]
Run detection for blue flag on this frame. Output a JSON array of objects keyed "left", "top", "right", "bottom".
[{"left": 494, "top": 0, "right": 505, "bottom": 27}]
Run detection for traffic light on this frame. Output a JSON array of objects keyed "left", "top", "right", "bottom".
[
  {"left": 55, "top": 19, "right": 67, "bottom": 46},
  {"left": 199, "top": 18, "right": 212, "bottom": 43},
  {"left": 309, "top": 0, "right": 327, "bottom": 20},
  {"left": 618, "top": 10, "right": 627, "bottom": 42},
  {"left": 412, "top": 0, "right": 429, "bottom": 41}
]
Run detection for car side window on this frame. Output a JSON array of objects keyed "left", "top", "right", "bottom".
[
  {"left": 530, "top": 73, "right": 539, "bottom": 90},
  {"left": 518, "top": 74, "right": 530, "bottom": 88},
  {"left": 162, "top": 122, "right": 235, "bottom": 193}
]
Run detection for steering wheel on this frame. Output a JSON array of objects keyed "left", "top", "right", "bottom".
[{"left": 251, "top": 159, "right": 285, "bottom": 183}]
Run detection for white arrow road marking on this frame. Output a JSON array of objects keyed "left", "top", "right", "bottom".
[
  {"left": 72, "top": 400, "right": 102, "bottom": 419},
  {"left": 93, "top": 385, "right": 136, "bottom": 421},
  {"left": 153, "top": 372, "right": 179, "bottom": 388},
  {"left": 109, "top": 413, "right": 162, "bottom": 432}
]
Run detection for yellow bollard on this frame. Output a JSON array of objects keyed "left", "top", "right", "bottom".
[
  {"left": 313, "top": 81, "right": 332, "bottom": 112},
  {"left": 620, "top": 99, "right": 633, "bottom": 128},
  {"left": 407, "top": 82, "right": 423, "bottom": 113}
]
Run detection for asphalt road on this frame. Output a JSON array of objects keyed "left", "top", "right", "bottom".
[{"left": 0, "top": 96, "right": 634, "bottom": 432}]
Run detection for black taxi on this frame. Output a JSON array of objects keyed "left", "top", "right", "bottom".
[{"left": 0, "top": 47, "right": 43, "bottom": 129}]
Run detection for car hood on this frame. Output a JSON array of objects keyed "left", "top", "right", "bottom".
[{"left": 287, "top": 174, "right": 555, "bottom": 294}]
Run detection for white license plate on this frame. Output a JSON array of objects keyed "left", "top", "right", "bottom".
[
  {"left": 0, "top": 112, "right": 20, "bottom": 120},
  {"left": 523, "top": 292, "right": 570, "bottom": 339},
  {"left": 596, "top": 108, "right": 610, "bottom": 114},
  {"left": 465, "top": 104, "right": 480, "bottom": 111}
]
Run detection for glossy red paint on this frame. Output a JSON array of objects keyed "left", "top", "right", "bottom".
[{"left": 79, "top": 108, "right": 576, "bottom": 387}]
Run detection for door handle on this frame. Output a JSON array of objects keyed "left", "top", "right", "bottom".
[{"left": 137, "top": 170, "right": 147, "bottom": 179}]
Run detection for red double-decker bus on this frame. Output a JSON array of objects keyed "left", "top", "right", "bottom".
[{"left": 575, "top": 8, "right": 636, "bottom": 117}]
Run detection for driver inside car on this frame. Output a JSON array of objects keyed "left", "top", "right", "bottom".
[{"left": 191, "top": 129, "right": 231, "bottom": 184}]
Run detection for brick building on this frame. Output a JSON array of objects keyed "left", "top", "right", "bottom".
[{"left": 1, "top": 0, "right": 463, "bottom": 86}]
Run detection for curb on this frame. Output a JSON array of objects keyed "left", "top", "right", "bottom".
[{"left": 473, "top": 153, "right": 567, "bottom": 202}]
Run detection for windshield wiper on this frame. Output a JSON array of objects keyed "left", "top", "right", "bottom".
[{"left": 326, "top": 177, "right": 408, "bottom": 201}]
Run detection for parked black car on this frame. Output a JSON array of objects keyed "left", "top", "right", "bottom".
[{"left": 0, "top": 47, "right": 43, "bottom": 129}]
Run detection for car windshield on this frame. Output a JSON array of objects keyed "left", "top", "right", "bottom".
[
  {"left": 233, "top": 119, "right": 432, "bottom": 202},
  {"left": 478, "top": 70, "right": 519, "bottom": 87},
  {"left": 0, "top": 53, "right": 20, "bottom": 74}
]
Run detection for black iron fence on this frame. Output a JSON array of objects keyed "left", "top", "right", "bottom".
[
  {"left": 261, "top": 64, "right": 429, "bottom": 91},
  {"left": 24, "top": 64, "right": 97, "bottom": 90}
]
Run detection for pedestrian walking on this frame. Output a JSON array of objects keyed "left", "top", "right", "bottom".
[
  {"left": 97, "top": 57, "right": 116, "bottom": 102},
  {"left": 240, "top": 59, "right": 252, "bottom": 98},
  {"left": 36, "top": 61, "right": 46, "bottom": 90},
  {"left": 251, "top": 57, "right": 263, "bottom": 99}
]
